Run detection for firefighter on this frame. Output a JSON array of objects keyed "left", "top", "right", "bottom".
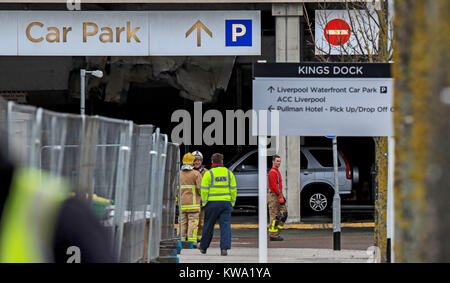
[
  {"left": 192, "top": 150, "right": 208, "bottom": 243},
  {"left": 268, "top": 154, "right": 288, "bottom": 241},
  {"left": 178, "top": 152, "right": 203, "bottom": 245},
  {"left": 198, "top": 153, "right": 236, "bottom": 256}
]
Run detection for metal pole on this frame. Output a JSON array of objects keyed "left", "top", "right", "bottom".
[
  {"left": 387, "top": 136, "right": 395, "bottom": 262},
  {"left": 147, "top": 128, "right": 159, "bottom": 262},
  {"left": 387, "top": 0, "right": 395, "bottom": 262},
  {"left": 258, "top": 109, "right": 269, "bottom": 263},
  {"left": 177, "top": 147, "right": 182, "bottom": 242},
  {"left": 80, "top": 69, "right": 86, "bottom": 115},
  {"left": 258, "top": 135, "right": 268, "bottom": 263},
  {"left": 332, "top": 137, "right": 341, "bottom": 251}
]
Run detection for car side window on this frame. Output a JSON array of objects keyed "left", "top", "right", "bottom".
[
  {"left": 238, "top": 152, "right": 258, "bottom": 172},
  {"left": 308, "top": 149, "right": 341, "bottom": 167},
  {"left": 301, "top": 152, "right": 308, "bottom": 169}
]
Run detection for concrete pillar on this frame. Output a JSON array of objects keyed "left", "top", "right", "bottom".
[{"left": 272, "top": 3, "right": 303, "bottom": 223}]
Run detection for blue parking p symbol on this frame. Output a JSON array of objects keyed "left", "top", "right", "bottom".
[{"left": 225, "top": 20, "right": 252, "bottom": 47}]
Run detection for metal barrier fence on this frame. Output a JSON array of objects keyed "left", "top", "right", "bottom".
[
  {"left": 161, "top": 142, "right": 181, "bottom": 242},
  {"left": 121, "top": 124, "right": 154, "bottom": 263},
  {"left": 2, "top": 100, "right": 180, "bottom": 263},
  {"left": 0, "top": 101, "right": 6, "bottom": 150},
  {"left": 6, "top": 103, "right": 40, "bottom": 168},
  {"left": 146, "top": 128, "right": 167, "bottom": 262}
]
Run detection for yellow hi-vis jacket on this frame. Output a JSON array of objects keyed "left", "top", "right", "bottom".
[
  {"left": 178, "top": 169, "right": 203, "bottom": 212},
  {"left": 0, "top": 168, "right": 68, "bottom": 263},
  {"left": 201, "top": 165, "right": 237, "bottom": 207}
]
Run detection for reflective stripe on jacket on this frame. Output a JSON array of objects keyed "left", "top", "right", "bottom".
[
  {"left": 200, "top": 165, "right": 237, "bottom": 207},
  {"left": 178, "top": 169, "right": 203, "bottom": 212},
  {"left": 0, "top": 168, "right": 68, "bottom": 263}
]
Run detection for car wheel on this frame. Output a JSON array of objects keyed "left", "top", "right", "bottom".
[{"left": 303, "top": 190, "right": 332, "bottom": 215}]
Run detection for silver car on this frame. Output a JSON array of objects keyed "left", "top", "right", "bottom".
[{"left": 228, "top": 147, "right": 359, "bottom": 214}]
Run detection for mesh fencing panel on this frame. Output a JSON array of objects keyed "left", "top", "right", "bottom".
[
  {"left": 147, "top": 129, "right": 160, "bottom": 262},
  {"left": 92, "top": 116, "right": 132, "bottom": 261},
  {"left": 0, "top": 98, "right": 8, "bottom": 154},
  {"left": 155, "top": 134, "right": 168, "bottom": 249},
  {"left": 6, "top": 102, "right": 41, "bottom": 168},
  {"left": 161, "top": 142, "right": 180, "bottom": 242},
  {"left": 146, "top": 129, "right": 169, "bottom": 262},
  {"left": 120, "top": 124, "right": 154, "bottom": 263},
  {"left": 5, "top": 102, "right": 177, "bottom": 263},
  {"left": 39, "top": 110, "right": 82, "bottom": 184}
]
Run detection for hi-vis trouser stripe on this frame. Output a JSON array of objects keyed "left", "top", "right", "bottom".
[
  {"left": 178, "top": 185, "right": 200, "bottom": 210},
  {"left": 268, "top": 218, "right": 284, "bottom": 233},
  {"left": 269, "top": 220, "right": 278, "bottom": 233},
  {"left": 189, "top": 219, "right": 199, "bottom": 243}
]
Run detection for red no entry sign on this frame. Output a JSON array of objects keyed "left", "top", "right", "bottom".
[{"left": 324, "top": 19, "right": 351, "bottom": 46}]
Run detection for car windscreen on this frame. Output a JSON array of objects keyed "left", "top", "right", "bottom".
[
  {"left": 225, "top": 151, "right": 248, "bottom": 167},
  {"left": 227, "top": 151, "right": 273, "bottom": 170},
  {"left": 308, "top": 149, "right": 341, "bottom": 167}
]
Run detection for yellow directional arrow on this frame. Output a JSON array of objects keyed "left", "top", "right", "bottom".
[{"left": 185, "top": 20, "right": 213, "bottom": 47}]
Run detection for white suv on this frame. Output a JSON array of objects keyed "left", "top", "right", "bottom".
[{"left": 228, "top": 147, "right": 359, "bottom": 215}]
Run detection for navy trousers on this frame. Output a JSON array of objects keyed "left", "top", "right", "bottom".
[{"left": 200, "top": 201, "right": 233, "bottom": 251}]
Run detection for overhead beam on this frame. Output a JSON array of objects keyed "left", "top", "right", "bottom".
[{"left": 1, "top": 0, "right": 382, "bottom": 4}]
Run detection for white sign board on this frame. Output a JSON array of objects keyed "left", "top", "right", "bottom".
[
  {"left": 0, "top": 12, "right": 18, "bottom": 55},
  {"left": 0, "top": 11, "right": 260, "bottom": 56},
  {"left": 18, "top": 11, "right": 149, "bottom": 56},
  {"left": 253, "top": 63, "right": 393, "bottom": 137},
  {"left": 315, "top": 10, "right": 379, "bottom": 55},
  {"left": 150, "top": 11, "right": 260, "bottom": 56}
]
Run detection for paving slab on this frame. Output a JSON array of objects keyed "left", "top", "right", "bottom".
[{"left": 179, "top": 247, "right": 370, "bottom": 263}]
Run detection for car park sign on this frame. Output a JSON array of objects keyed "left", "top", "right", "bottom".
[
  {"left": 0, "top": 11, "right": 260, "bottom": 56},
  {"left": 253, "top": 63, "right": 394, "bottom": 137},
  {"left": 225, "top": 20, "right": 253, "bottom": 47},
  {"left": 150, "top": 11, "right": 260, "bottom": 55}
]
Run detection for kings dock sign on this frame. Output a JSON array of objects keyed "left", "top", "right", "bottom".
[{"left": 253, "top": 63, "right": 394, "bottom": 137}]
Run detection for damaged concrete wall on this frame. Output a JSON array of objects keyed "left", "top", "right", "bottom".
[
  {"left": 1, "top": 55, "right": 237, "bottom": 105},
  {"left": 82, "top": 56, "right": 236, "bottom": 104}
]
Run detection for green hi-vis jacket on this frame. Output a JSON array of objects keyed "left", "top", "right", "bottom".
[
  {"left": 200, "top": 165, "right": 237, "bottom": 207},
  {"left": 0, "top": 168, "right": 68, "bottom": 263}
]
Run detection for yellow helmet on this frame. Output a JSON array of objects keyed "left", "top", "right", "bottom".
[{"left": 182, "top": 153, "right": 195, "bottom": 165}]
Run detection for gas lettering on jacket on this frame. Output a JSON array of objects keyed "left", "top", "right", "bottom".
[{"left": 215, "top": 177, "right": 228, "bottom": 182}]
